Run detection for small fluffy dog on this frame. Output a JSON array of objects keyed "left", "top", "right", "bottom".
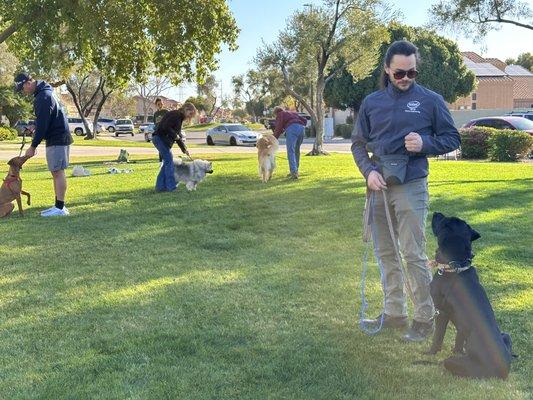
[
  {"left": 256, "top": 134, "right": 279, "bottom": 183},
  {"left": 174, "top": 158, "right": 213, "bottom": 191}
]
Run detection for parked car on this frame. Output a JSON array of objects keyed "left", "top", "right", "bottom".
[
  {"left": 206, "top": 124, "right": 259, "bottom": 146},
  {"left": 463, "top": 116, "right": 533, "bottom": 134},
  {"left": 114, "top": 119, "right": 135, "bottom": 137},
  {"left": 67, "top": 117, "right": 103, "bottom": 136},
  {"left": 14, "top": 120, "right": 35, "bottom": 136},
  {"left": 97, "top": 117, "right": 117, "bottom": 132},
  {"left": 504, "top": 111, "right": 533, "bottom": 121},
  {"left": 140, "top": 123, "right": 156, "bottom": 142}
]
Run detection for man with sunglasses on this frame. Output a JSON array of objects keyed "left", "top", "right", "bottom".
[{"left": 351, "top": 40, "right": 460, "bottom": 342}]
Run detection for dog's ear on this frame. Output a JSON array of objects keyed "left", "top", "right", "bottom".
[
  {"left": 470, "top": 227, "right": 481, "bottom": 241},
  {"left": 431, "top": 212, "right": 446, "bottom": 235}
]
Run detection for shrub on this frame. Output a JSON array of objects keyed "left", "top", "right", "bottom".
[
  {"left": 346, "top": 115, "right": 354, "bottom": 125},
  {"left": 0, "top": 125, "right": 17, "bottom": 141},
  {"left": 488, "top": 129, "right": 533, "bottom": 162},
  {"left": 459, "top": 127, "right": 495, "bottom": 159},
  {"left": 334, "top": 124, "right": 353, "bottom": 139}
]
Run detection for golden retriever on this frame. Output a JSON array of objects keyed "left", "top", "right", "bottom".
[{"left": 256, "top": 134, "right": 279, "bottom": 183}]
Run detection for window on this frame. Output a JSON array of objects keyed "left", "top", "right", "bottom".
[
  {"left": 471, "top": 93, "right": 477, "bottom": 101},
  {"left": 227, "top": 125, "right": 248, "bottom": 132},
  {"left": 472, "top": 103, "right": 477, "bottom": 110}
]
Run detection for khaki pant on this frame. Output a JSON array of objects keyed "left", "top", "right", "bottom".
[{"left": 370, "top": 177, "right": 434, "bottom": 323}]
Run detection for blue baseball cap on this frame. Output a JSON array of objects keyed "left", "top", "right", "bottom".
[{"left": 14, "top": 73, "right": 31, "bottom": 92}]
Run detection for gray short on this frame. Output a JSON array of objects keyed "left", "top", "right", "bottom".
[{"left": 46, "top": 145, "right": 70, "bottom": 172}]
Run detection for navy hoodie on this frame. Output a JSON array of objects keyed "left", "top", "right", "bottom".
[
  {"left": 31, "top": 81, "right": 72, "bottom": 148},
  {"left": 351, "top": 82, "right": 460, "bottom": 182}
]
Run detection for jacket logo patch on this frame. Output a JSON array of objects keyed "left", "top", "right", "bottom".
[{"left": 405, "top": 101, "right": 421, "bottom": 113}]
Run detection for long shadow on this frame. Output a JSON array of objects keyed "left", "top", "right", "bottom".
[{"left": 0, "top": 158, "right": 530, "bottom": 398}]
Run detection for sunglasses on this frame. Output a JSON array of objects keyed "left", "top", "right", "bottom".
[{"left": 392, "top": 69, "right": 418, "bottom": 80}]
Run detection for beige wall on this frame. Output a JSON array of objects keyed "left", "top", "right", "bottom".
[{"left": 450, "top": 78, "right": 514, "bottom": 110}]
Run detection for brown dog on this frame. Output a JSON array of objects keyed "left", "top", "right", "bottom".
[
  {"left": 0, "top": 156, "right": 31, "bottom": 217},
  {"left": 257, "top": 134, "right": 279, "bottom": 183}
]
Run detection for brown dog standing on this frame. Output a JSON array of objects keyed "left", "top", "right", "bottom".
[
  {"left": 257, "top": 134, "right": 279, "bottom": 183},
  {"left": 0, "top": 156, "right": 31, "bottom": 217}
]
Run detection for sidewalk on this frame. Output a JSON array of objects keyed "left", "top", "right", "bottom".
[{"left": 0, "top": 139, "right": 352, "bottom": 162}]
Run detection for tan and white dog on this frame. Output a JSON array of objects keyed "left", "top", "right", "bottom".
[{"left": 256, "top": 134, "right": 279, "bottom": 183}]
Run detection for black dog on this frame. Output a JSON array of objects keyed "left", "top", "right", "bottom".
[{"left": 427, "top": 212, "right": 513, "bottom": 379}]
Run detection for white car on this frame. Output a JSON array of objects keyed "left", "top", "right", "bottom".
[
  {"left": 206, "top": 124, "right": 259, "bottom": 146},
  {"left": 67, "top": 117, "right": 103, "bottom": 136},
  {"left": 114, "top": 119, "right": 135, "bottom": 137},
  {"left": 97, "top": 117, "right": 117, "bottom": 132},
  {"left": 140, "top": 123, "right": 156, "bottom": 142}
]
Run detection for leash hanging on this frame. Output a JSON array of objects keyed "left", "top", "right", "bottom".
[
  {"left": 359, "top": 190, "right": 385, "bottom": 335},
  {"left": 18, "top": 129, "right": 27, "bottom": 157},
  {"left": 382, "top": 189, "right": 417, "bottom": 304}
]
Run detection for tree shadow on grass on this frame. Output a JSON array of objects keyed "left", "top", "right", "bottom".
[{"left": 0, "top": 165, "right": 531, "bottom": 398}]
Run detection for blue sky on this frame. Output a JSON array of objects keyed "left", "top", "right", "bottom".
[{"left": 167, "top": 0, "right": 533, "bottom": 102}]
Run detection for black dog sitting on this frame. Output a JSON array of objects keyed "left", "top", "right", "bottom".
[{"left": 427, "top": 212, "right": 513, "bottom": 379}]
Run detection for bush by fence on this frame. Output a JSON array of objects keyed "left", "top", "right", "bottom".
[
  {"left": 459, "top": 127, "right": 496, "bottom": 159},
  {"left": 487, "top": 130, "right": 533, "bottom": 162},
  {"left": 0, "top": 126, "right": 17, "bottom": 141},
  {"left": 334, "top": 124, "right": 353, "bottom": 139}
]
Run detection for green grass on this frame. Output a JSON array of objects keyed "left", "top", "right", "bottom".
[{"left": 0, "top": 155, "right": 531, "bottom": 399}]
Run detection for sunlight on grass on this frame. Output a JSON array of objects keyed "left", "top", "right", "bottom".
[{"left": 0, "top": 154, "right": 531, "bottom": 399}]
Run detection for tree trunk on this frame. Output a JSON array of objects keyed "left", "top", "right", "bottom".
[
  {"left": 91, "top": 84, "right": 113, "bottom": 140},
  {"left": 308, "top": 78, "right": 328, "bottom": 156},
  {"left": 66, "top": 83, "right": 93, "bottom": 138}
]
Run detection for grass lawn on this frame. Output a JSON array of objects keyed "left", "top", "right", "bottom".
[{"left": 0, "top": 154, "right": 531, "bottom": 399}]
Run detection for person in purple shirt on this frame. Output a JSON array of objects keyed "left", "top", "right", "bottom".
[{"left": 273, "top": 106, "right": 307, "bottom": 179}]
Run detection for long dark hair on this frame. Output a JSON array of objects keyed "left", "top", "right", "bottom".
[{"left": 380, "top": 40, "right": 420, "bottom": 89}]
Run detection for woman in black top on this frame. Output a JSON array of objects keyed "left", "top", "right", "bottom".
[{"left": 152, "top": 102, "right": 197, "bottom": 192}]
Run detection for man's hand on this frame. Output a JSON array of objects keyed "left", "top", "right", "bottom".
[
  {"left": 25, "top": 146, "right": 36, "bottom": 158},
  {"left": 405, "top": 132, "right": 423, "bottom": 152},
  {"left": 367, "top": 170, "right": 387, "bottom": 191}
]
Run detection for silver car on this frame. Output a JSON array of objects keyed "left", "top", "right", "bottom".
[
  {"left": 206, "top": 124, "right": 259, "bottom": 146},
  {"left": 114, "top": 119, "right": 135, "bottom": 137},
  {"left": 140, "top": 123, "right": 156, "bottom": 142}
]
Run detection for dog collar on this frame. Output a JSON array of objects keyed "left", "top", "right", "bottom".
[{"left": 437, "top": 259, "right": 472, "bottom": 275}]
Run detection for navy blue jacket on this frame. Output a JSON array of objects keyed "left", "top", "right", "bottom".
[
  {"left": 31, "top": 81, "right": 72, "bottom": 148},
  {"left": 351, "top": 82, "right": 460, "bottom": 182}
]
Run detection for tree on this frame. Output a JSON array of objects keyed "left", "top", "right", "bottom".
[
  {"left": 197, "top": 75, "right": 219, "bottom": 117},
  {"left": 505, "top": 52, "right": 533, "bottom": 72},
  {"left": 64, "top": 70, "right": 114, "bottom": 138},
  {"left": 1, "top": 0, "right": 238, "bottom": 137},
  {"left": 133, "top": 76, "right": 173, "bottom": 123},
  {"left": 0, "top": 86, "right": 33, "bottom": 126},
  {"left": 185, "top": 96, "right": 209, "bottom": 113},
  {"left": 105, "top": 91, "right": 137, "bottom": 119},
  {"left": 429, "top": 0, "right": 532, "bottom": 41},
  {"left": 1, "top": 1, "right": 238, "bottom": 83},
  {"left": 256, "top": 0, "right": 389, "bottom": 155},
  {"left": 231, "top": 70, "right": 274, "bottom": 121},
  {"left": 0, "top": 43, "right": 32, "bottom": 125},
  {"left": 324, "top": 23, "right": 477, "bottom": 112}
]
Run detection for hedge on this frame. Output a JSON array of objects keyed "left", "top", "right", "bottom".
[
  {"left": 487, "top": 129, "right": 533, "bottom": 162},
  {"left": 0, "top": 126, "right": 17, "bottom": 141}
]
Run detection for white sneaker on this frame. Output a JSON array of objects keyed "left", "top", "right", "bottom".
[
  {"left": 41, "top": 206, "right": 69, "bottom": 217},
  {"left": 40, "top": 206, "right": 56, "bottom": 216}
]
